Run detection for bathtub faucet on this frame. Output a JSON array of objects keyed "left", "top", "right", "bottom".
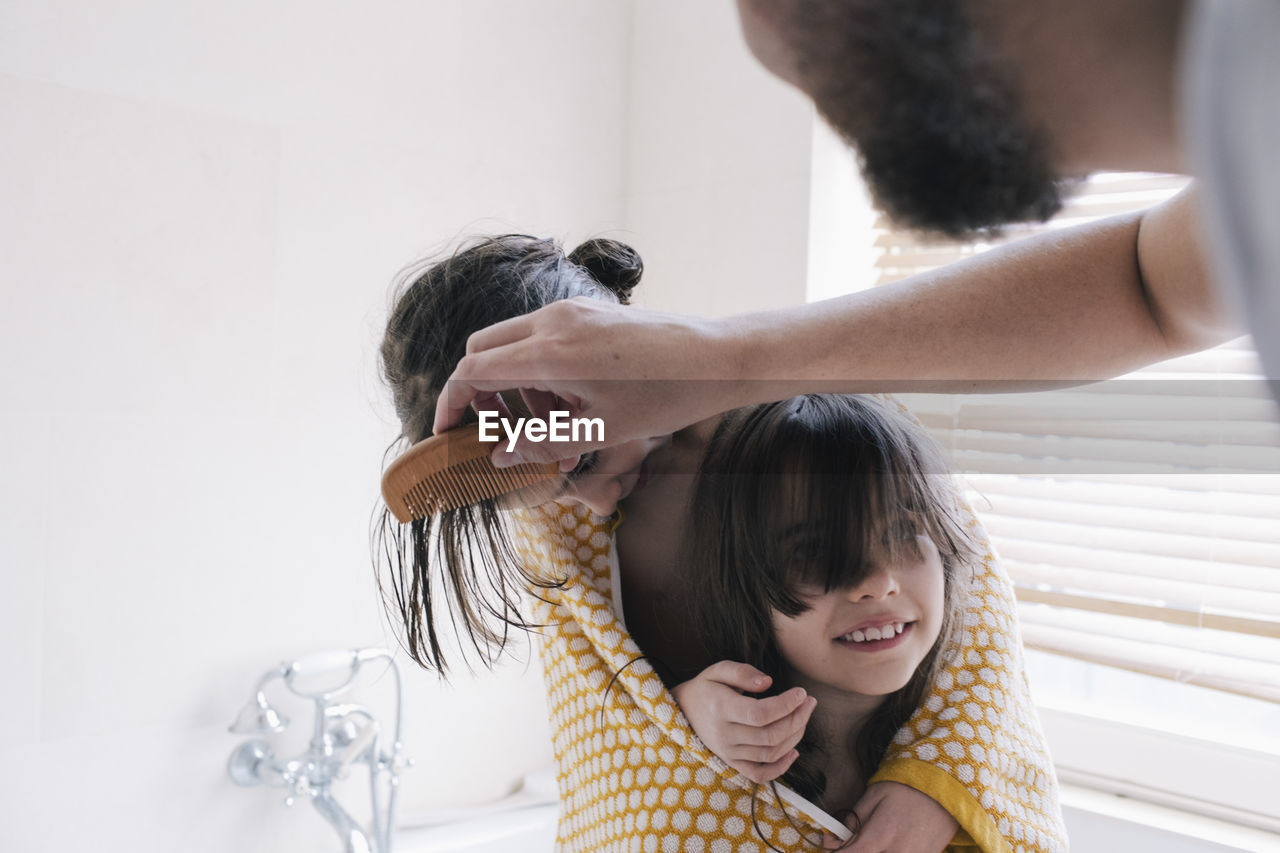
[{"left": 227, "top": 648, "right": 409, "bottom": 853}]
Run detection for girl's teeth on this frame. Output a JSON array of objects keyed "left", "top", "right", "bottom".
[{"left": 842, "top": 622, "right": 907, "bottom": 643}]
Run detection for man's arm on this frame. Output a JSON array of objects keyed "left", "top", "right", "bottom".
[
  {"left": 436, "top": 187, "right": 1237, "bottom": 463},
  {"left": 738, "top": 186, "right": 1229, "bottom": 385}
]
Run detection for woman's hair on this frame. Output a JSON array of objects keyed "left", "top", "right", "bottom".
[
  {"left": 683, "top": 394, "right": 978, "bottom": 800},
  {"left": 375, "top": 234, "right": 643, "bottom": 674}
]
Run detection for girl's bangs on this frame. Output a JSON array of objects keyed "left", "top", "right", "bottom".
[
  {"left": 777, "top": 442, "right": 924, "bottom": 590},
  {"left": 731, "top": 396, "right": 958, "bottom": 604}
]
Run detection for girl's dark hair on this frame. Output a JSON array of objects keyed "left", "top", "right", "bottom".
[
  {"left": 375, "top": 234, "right": 643, "bottom": 674},
  {"left": 683, "top": 395, "right": 977, "bottom": 800}
]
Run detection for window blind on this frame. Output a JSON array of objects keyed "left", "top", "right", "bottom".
[{"left": 878, "top": 174, "right": 1280, "bottom": 704}]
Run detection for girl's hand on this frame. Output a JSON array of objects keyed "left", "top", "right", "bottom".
[
  {"left": 671, "top": 661, "right": 816, "bottom": 785},
  {"left": 821, "top": 781, "right": 959, "bottom": 852}
]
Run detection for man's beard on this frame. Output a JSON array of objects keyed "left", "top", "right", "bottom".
[{"left": 793, "top": 1, "right": 1067, "bottom": 238}]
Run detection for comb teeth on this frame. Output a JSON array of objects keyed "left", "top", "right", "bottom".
[
  {"left": 382, "top": 423, "right": 561, "bottom": 523},
  {"left": 403, "top": 457, "right": 554, "bottom": 515}
]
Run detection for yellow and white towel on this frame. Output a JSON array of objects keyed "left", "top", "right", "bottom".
[{"left": 514, "top": 501, "right": 1067, "bottom": 853}]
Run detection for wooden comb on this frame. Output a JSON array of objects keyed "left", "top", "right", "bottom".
[{"left": 381, "top": 422, "right": 562, "bottom": 522}]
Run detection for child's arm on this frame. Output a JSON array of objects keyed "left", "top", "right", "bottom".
[
  {"left": 820, "top": 782, "right": 960, "bottom": 852},
  {"left": 671, "top": 660, "right": 816, "bottom": 784}
]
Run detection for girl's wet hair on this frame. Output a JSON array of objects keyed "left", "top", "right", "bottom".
[
  {"left": 375, "top": 233, "right": 643, "bottom": 674},
  {"left": 683, "top": 394, "right": 979, "bottom": 799}
]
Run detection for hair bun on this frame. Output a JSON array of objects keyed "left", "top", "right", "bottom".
[{"left": 569, "top": 238, "right": 643, "bottom": 305}]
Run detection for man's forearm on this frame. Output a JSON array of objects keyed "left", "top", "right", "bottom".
[{"left": 725, "top": 187, "right": 1233, "bottom": 395}]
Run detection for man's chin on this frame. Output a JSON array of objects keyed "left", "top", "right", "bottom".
[{"left": 851, "top": 137, "right": 1066, "bottom": 238}]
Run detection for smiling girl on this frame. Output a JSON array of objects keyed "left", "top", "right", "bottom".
[{"left": 679, "top": 395, "right": 980, "bottom": 840}]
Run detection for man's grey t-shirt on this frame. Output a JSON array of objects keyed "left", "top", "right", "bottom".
[{"left": 1184, "top": 0, "right": 1280, "bottom": 389}]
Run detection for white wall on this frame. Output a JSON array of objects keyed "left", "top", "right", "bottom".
[
  {"left": 623, "top": 0, "right": 815, "bottom": 317},
  {"left": 0, "top": 2, "right": 632, "bottom": 851}
]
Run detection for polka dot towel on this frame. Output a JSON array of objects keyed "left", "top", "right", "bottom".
[{"left": 513, "top": 496, "right": 1066, "bottom": 853}]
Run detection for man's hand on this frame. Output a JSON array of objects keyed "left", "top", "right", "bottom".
[
  {"left": 671, "top": 661, "right": 816, "bottom": 785},
  {"left": 432, "top": 298, "right": 761, "bottom": 465},
  {"left": 823, "top": 782, "right": 959, "bottom": 852}
]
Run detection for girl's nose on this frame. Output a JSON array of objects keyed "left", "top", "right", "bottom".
[{"left": 847, "top": 563, "right": 899, "bottom": 601}]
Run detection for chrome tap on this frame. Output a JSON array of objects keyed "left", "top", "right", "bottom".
[{"left": 227, "top": 648, "right": 409, "bottom": 853}]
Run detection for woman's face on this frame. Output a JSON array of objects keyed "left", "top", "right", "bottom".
[{"left": 770, "top": 535, "right": 946, "bottom": 701}]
